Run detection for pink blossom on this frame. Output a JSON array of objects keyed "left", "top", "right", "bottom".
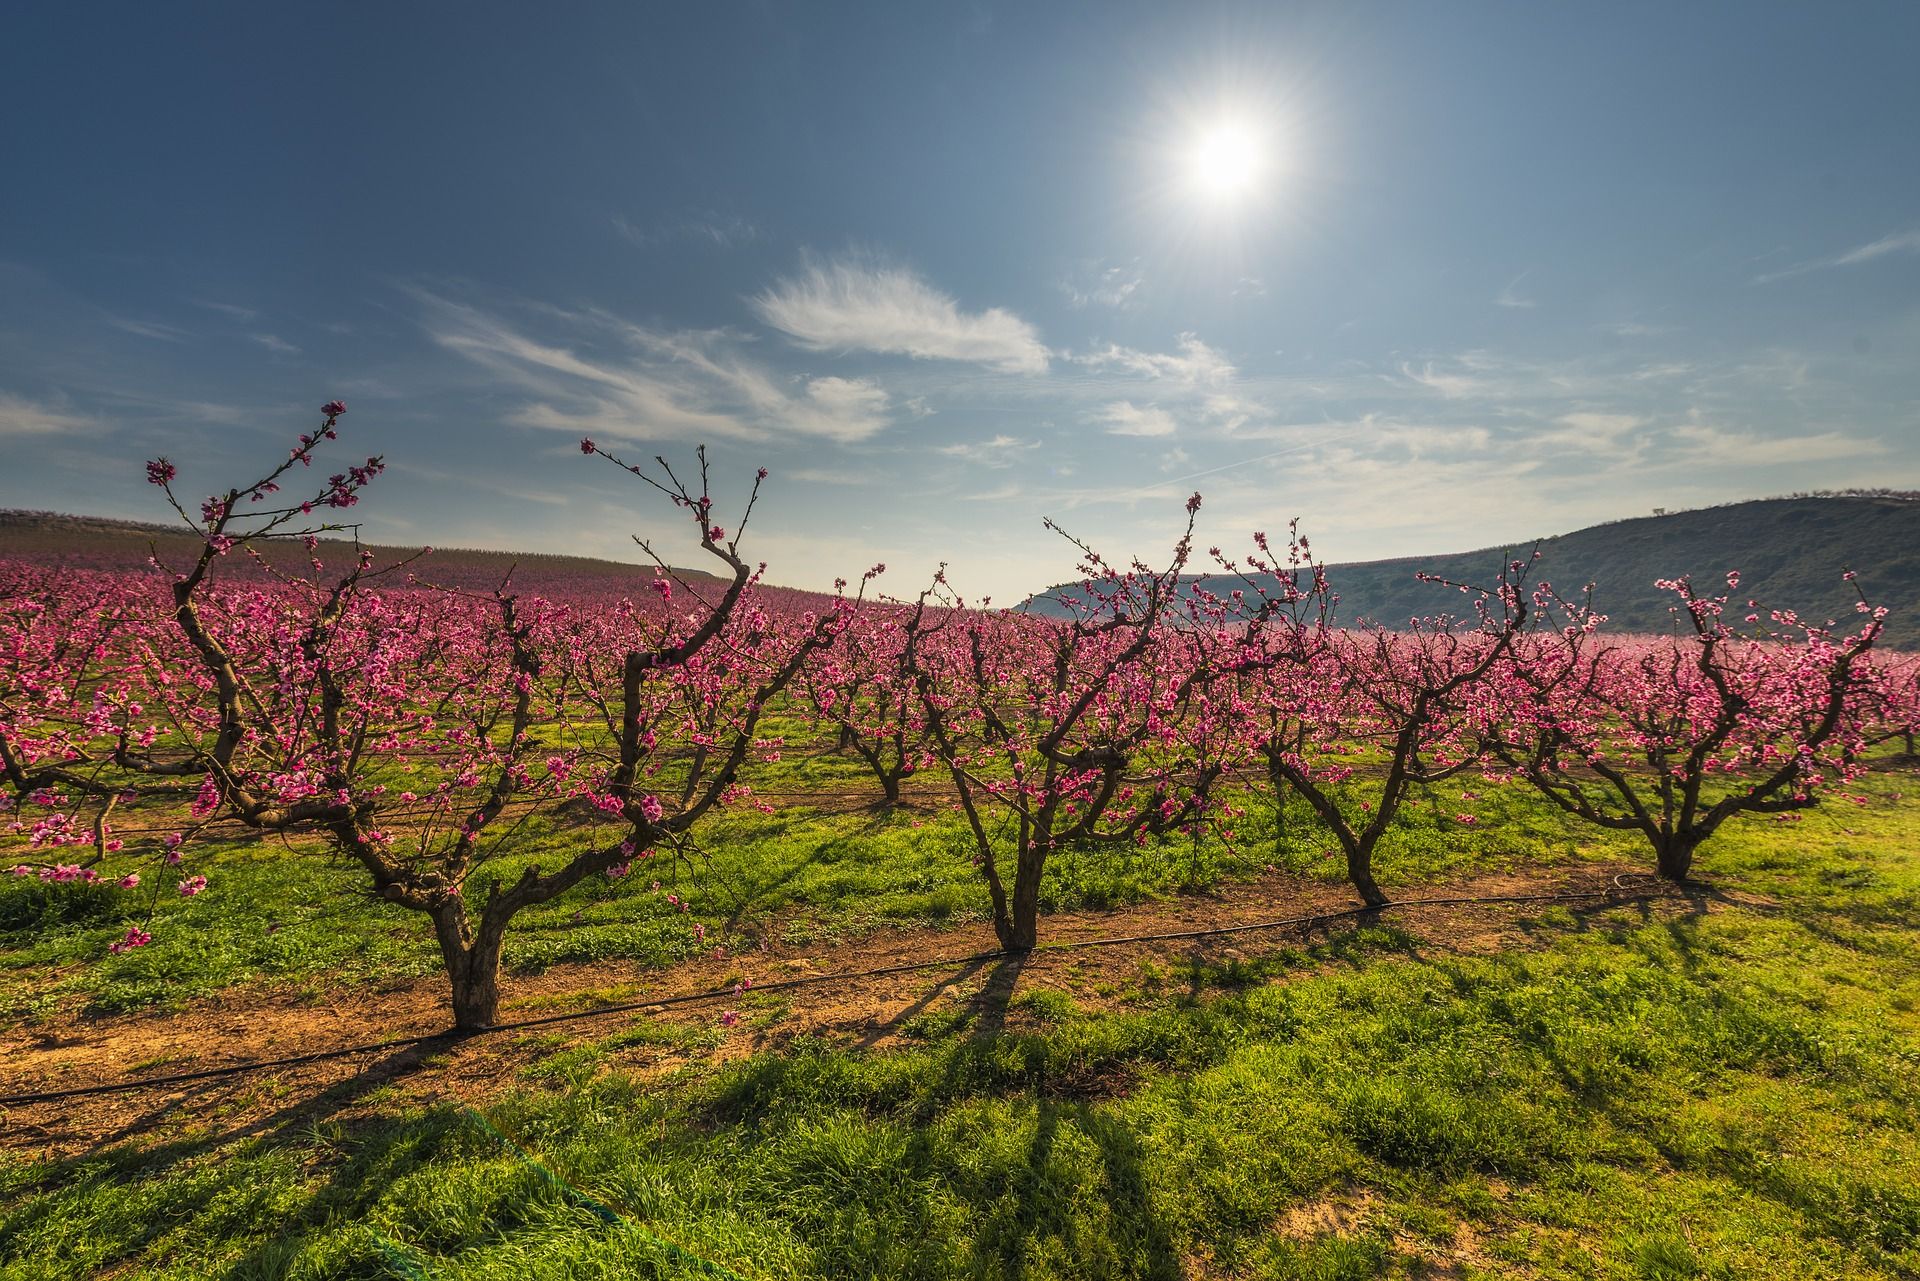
[{"left": 108, "top": 926, "right": 152, "bottom": 955}]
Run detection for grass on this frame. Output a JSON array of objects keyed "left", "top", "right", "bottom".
[
  {"left": 0, "top": 755, "right": 1632, "bottom": 1023},
  {"left": 1, "top": 754, "right": 1916, "bottom": 1277}
]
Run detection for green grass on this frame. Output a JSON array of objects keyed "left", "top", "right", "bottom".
[
  {"left": 1, "top": 750, "right": 1644, "bottom": 1023},
  {"left": 1, "top": 763, "right": 1917, "bottom": 1278}
]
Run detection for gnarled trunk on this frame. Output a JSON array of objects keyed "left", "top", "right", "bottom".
[
  {"left": 432, "top": 905, "right": 508, "bottom": 1031},
  {"left": 1654, "top": 831, "right": 1700, "bottom": 883},
  {"left": 1348, "top": 840, "right": 1389, "bottom": 908},
  {"left": 999, "top": 847, "right": 1045, "bottom": 952}
]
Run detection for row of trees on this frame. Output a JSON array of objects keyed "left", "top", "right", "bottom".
[{"left": 0, "top": 411, "right": 1904, "bottom": 1027}]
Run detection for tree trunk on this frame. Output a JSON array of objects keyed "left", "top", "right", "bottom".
[
  {"left": 1001, "top": 846, "right": 1044, "bottom": 951},
  {"left": 435, "top": 909, "right": 507, "bottom": 1031},
  {"left": 1348, "top": 840, "right": 1389, "bottom": 908},
  {"left": 1654, "top": 831, "right": 1698, "bottom": 883}
]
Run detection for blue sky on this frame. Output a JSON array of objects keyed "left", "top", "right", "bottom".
[{"left": 3, "top": 1, "right": 1917, "bottom": 600}]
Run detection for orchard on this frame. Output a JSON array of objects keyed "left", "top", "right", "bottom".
[{"left": 0, "top": 407, "right": 1900, "bottom": 1032}]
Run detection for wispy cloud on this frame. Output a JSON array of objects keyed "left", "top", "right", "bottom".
[
  {"left": 1752, "top": 228, "right": 1920, "bottom": 283},
  {"left": 753, "top": 255, "right": 1049, "bottom": 374},
  {"left": 251, "top": 333, "right": 301, "bottom": 356},
  {"left": 959, "top": 481, "right": 1023, "bottom": 503},
  {"left": 1073, "top": 333, "right": 1234, "bottom": 386},
  {"left": 1833, "top": 229, "right": 1920, "bottom": 266},
  {"left": 1061, "top": 259, "right": 1143, "bottom": 310},
  {"left": 1667, "top": 421, "right": 1883, "bottom": 466},
  {"left": 194, "top": 299, "right": 259, "bottom": 322},
  {"left": 1400, "top": 361, "right": 1488, "bottom": 399},
  {"left": 1556, "top": 411, "right": 1646, "bottom": 436},
  {"left": 416, "top": 289, "right": 894, "bottom": 444},
  {"left": 0, "top": 392, "right": 98, "bottom": 437},
  {"left": 937, "top": 434, "right": 1042, "bottom": 468},
  {"left": 105, "top": 315, "right": 190, "bottom": 342},
  {"left": 1527, "top": 411, "right": 1650, "bottom": 457},
  {"left": 1493, "top": 272, "right": 1536, "bottom": 309},
  {"left": 613, "top": 211, "right": 760, "bottom": 249},
  {"left": 1095, "top": 401, "right": 1178, "bottom": 437}
]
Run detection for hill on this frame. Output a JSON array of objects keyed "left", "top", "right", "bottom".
[
  {"left": 0, "top": 509, "right": 735, "bottom": 595},
  {"left": 1025, "top": 494, "right": 1920, "bottom": 648},
  {"left": 10, "top": 495, "right": 1919, "bottom": 647}
]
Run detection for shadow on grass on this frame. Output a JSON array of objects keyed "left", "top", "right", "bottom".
[{"left": 14, "top": 1039, "right": 448, "bottom": 1198}]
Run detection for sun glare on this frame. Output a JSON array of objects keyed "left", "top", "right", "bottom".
[{"left": 1187, "top": 119, "right": 1267, "bottom": 201}]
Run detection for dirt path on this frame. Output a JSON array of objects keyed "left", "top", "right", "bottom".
[{"left": 0, "top": 861, "right": 1719, "bottom": 1160}]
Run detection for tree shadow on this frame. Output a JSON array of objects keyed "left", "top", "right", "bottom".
[
  {"left": 13, "top": 1037, "right": 451, "bottom": 1182},
  {"left": 851, "top": 952, "right": 1001, "bottom": 1050},
  {"left": 961, "top": 1094, "right": 1179, "bottom": 1280}
]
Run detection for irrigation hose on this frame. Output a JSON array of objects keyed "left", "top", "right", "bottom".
[{"left": 0, "top": 880, "right": 1669, "bottom": 1108}]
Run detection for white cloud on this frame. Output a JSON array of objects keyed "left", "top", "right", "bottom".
[
  {"left": 960, "top": 482, "right": 1023, "bottom": 503},
  {"left": 797, "top": 376, "right": 891, "bottom": 440},
  {"left": 753, "top": 255, "right": 1049, "bottom": 374},
  {"left": 1075, "top": 333, "right": 1235, "bottom": 386},
  {"left": 418, "top": 290, "right": 894, "bottom": 444},
  {"left": 106, "top": 315, "right": 189, "bottom": 342},
  {"left": 614, "top": 212, "right": 759, "bottom": 249},
  {"left": 1062, "top": 260, "right": 1144, "bottom": 309},
  {"left": 1556, "top": 411, "right": 1647, "bottom": 437},
  {"left": 0, "top": 392, "right": 98, "bottom": 437},
  {"left": 786, "top": 466, "right": 877, "bottom": 486},
  {"left": 1753, "top": 228, "right": 1920, "bottom": 283},
  {"left": 1667, "top": 422, "right": 1883, "bottom": 466},
  {"left": 1095, "top": 401, "right": 1178, "bottom": 437},
  {"left": 1834, "top": 228, "right": 1920, "bottom": 265},
  {"left": 1400, "top": 361, "right": 1487, "bottom": 398},
  {"left": 937, "top": 434, "right": 1042, "bottom": 468},
  {"left": 252, "top": 333, "right": 301, "bottom": 356},
  {"left": 1629, "top": 361, "right": 1695, "bottom": 381},
  {"left": 194, "top": 299, "right": 259, "bottom": 322},
  {"left": 1493, "top": 273, "right": 1536, "bottom": 309},
  {"left": 1524, "top": 412, "right": 1650, "bottom": 457}
]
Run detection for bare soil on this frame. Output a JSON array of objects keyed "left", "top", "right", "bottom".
[{"left": 0, "top": 861, "right": 1728, "bottom": 1161}]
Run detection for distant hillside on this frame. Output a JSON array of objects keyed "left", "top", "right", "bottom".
[
  {"left": 11, "top": 496, "right": 1918, "bottom": 648},
  {"left": 0, "top": 510, "right": 733, "bottom": 595},
  {"left": 1025, "top": 495, "right": 1920, "bottom": 649}
]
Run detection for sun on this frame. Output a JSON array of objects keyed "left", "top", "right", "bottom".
[{"left": 1186, "top": 119, "right": 1267, "bottom": 201}]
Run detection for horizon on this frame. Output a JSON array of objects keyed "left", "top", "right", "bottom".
[
  {"left": 9, "top": 484, "right": 1915, "bottom": 605},
  {"left": 4, "top": 2, "right": 1918, "bottom": 602}
]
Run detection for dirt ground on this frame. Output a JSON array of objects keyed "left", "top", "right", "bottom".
[{"left": 0, "top": 862, "right": 1730, "bottom": 1161}]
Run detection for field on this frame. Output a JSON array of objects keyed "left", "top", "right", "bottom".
[
  {"left": 9, "top": 2, "right": 1920, "bottom": 1276},
  {"left": 2, "top": 435, "right": 1917, "bottom": 1280},
  {"left": 2, "top": 742, "right": 1917, "bottom": 1279}
]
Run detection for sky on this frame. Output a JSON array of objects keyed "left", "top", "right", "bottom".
[{"left": 3, "top": 1, "right": 1918, "bottom": 602}]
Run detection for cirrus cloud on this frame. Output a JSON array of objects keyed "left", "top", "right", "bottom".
[
  {"left": 1094, "top": 401, "right": 1178, "bottom": 437},
  {"left": 752, "top": 255, "right": 1049, "bottom": 374}
]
